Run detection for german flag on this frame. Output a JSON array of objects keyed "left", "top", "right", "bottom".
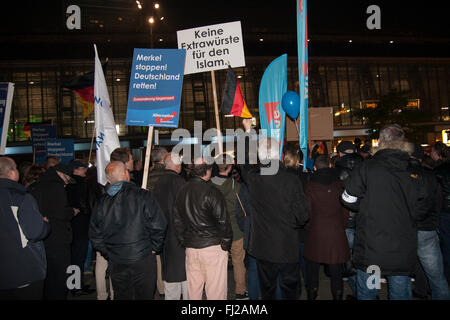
[
  {"left": 221, "top": 65, "right": 252, "bottom": 118},
  {"left": 64, "top": 62, "right": 107, "bottom": 119}
]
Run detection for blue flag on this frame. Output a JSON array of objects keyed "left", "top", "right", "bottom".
[
  {"left": 258, "top": 54, "right": 287, "bottom": 159},
  {"left": 297, "top": 0, "right": 309, "bottom": 169}
]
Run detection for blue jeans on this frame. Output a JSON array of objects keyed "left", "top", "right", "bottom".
[
  {"left": 439, "top": 214, "right": 450, "bottom": 285},
  {"left": 247, "top": 255, "right": 260, "bottom": 300},
  {"left": 418, "top": 230, "right": 450, "bottom": 299},
  {"left": 356, "top": 269, "right": 412, "bottom": 300},
  {"left": 84, "top": 241, "right": 93, "bottom": 271},
  {"left": 345, "top": 228, "right": 357, "bottom": 295}
]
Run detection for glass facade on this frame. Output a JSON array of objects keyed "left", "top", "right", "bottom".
[{"left": 1, "top": 56, "right": 449, "bottom": 143}]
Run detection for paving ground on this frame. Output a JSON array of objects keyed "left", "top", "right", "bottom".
[{"left": 68, "top": 256, "right": 393, "bottom": 300}]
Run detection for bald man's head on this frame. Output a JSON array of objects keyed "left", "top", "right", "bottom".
[
  {"left": 105, "top": 161, "right": 130, "bottom": 184},
  {"left": 0, "top": 157, "right": 19, "bottom": 182}
]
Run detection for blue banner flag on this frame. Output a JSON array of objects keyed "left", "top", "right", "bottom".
[
  {"left": 258, "top": 54, "right": 287, "bottom": 158},
  {"left": 126, "top": 48, "right": 186, "bottom": 128},
  {"left": 297, "top": 0, "right": 309, "bottom": 169}
]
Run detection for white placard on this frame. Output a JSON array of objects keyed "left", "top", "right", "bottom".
[{"left": 177, "top": 21, "right": 246, "bottom": 75}]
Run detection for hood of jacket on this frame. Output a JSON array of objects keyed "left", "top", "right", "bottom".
[
  {"left": 211, "top": 174, "right": 233, "bottom": 187},
  {"left": 373, "top": 141, "right": 414, "bottom": 170},
  {"left": 371, "top": 140, "right": 414, "bottom": 156},
  {"left": 371, "top": 140, "right": 414, "bottom": 170},
  {"left": 0, "top": 178, "right": 26, "bottom": 193}
]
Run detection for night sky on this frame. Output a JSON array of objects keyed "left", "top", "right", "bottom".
[{"left": 0, "top": 0, "right": 448, "bottom": 59}]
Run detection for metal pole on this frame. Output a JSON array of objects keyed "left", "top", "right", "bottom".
[{"left": 210, "top": 70, "right": 223, "bottom": 155}]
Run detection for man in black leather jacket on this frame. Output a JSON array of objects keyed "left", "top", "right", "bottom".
[
  {"left": 89, "top": 161, "right": 167, "bottom": 300},
  {"left": 173, "top": 157, "right": 232, "bottom": 300}
]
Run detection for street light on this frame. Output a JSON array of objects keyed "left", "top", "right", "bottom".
[
  {"left": 148, "top": 2, "right": 163, "bottom": 48},
  {"left": 148, "top": 17, "right": 155, "bottom": 47}
]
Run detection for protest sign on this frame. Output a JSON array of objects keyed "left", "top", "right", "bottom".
[
  {"left": 125, "top": 48, "right": 186, "bottom": 128},
  {"left": 177, "top": 21, "right": 245, "bottom": 75},
  {"left": 46, "top": 139, "right": 74, "bottom": 164},
  {"left": 31, "top": 124, "right": 56, "bottom": 164}
]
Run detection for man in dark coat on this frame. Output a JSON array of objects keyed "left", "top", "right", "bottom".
[
  {"left": 0, "top": 157, "right": 50, "bottom": 300},
  {"left": 146, "top": 146, "right": 168, "bottom": 297},
  {"left": 334, "top": 140, "right": 363, "bottom": 299},
  {"left": 341, "top": 124, "right": 428, "bottom": 300},
  {"left": 29, "top": 163, "right": 79, "bottom": 300},
  {"left": 66, "top": 160, "right": 93, "bottom": 296},
  {"left": 303, "top": 155, "right": 350, "bottom": 300},
  {"left": 89, "top": 161, "right": 167, "bottom": 300},
  {"left": 239, "top": 119, "right": 309, "bottom": 300},
  {"left": 152, "top": 153, "right": 187, "bottom": 300}
]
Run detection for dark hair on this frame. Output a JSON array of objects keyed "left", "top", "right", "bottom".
[
  {"left": 110, "top": 147, "right": 131, "bottom": 164},
  {"left": 314, "top": 155, "right": 329, "bottom": 170},
  {"left": 186, "top": 163, "right": 212, "bottom": 178},
  {"left": 217, "top": 154, "right": 233, "bottom": 172},
  {"left": 433, "top": 141, "right": 449, "bottom": 161},
  {"left": 44, "top": 155, "right": 60, "bottom": 169},
  {"left": 23, "top": 164, "right": 45, "bottom": 187}
]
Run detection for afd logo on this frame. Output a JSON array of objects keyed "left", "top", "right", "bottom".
[
  {"left": 96, "top": 132, "right": 105, "bottom": 150},
  {"left": 94, "top": 96, "right": 111, "bottom": 108}
]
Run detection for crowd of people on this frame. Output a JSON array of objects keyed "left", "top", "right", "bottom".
[{"left": 1, "top": 121, "right": 450, "bottom": 300}]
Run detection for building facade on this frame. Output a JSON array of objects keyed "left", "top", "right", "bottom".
[{"left": 1, "top": 55, "right": 449, "bottom": 150}]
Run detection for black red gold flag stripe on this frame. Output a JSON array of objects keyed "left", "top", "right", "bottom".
[{"left": 221, "top": 65, "right": 252, "bottom": 118}]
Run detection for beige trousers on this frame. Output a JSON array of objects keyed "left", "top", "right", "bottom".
[
  {"left": 230, "top": 238, "right": 247, "bottom": 294},
  {"left": 156, "top": 255, "right": 164, "bottom": 294},
  {"left": 95, "top": 251, "right": 114, "bottom": 300},
  {"left": 185, "top": 245, "right": 228, "bottom": 300}
]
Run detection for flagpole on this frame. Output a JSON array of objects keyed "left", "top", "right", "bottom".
[
  {"left": 87, "top": 126, "right": 95, "bottom": 165},
  {"left": 210, "top": 70, "right": 223, "bottom": 155},
  {"left": 236, "top": 192, "right": 247, "bottom": 217},
  {"left": 141, "top": 125, "right": 154, "bottom": 190}
]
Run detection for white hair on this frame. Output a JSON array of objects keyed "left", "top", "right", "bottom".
[
  {"left": 164, "top": 153, "right": 182, "bottom": 168},
  {"left": 258, "top": 136, "right": 280, "bottom": 162}
]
